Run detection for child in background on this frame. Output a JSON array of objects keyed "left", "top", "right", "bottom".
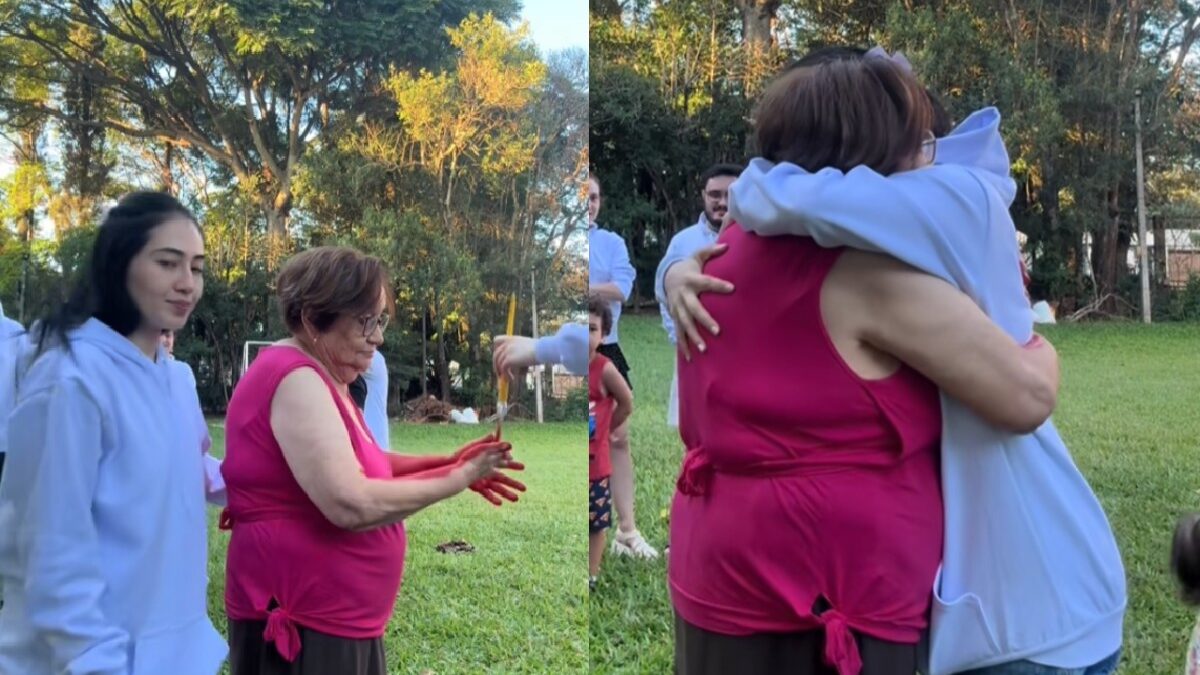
[
  {"left": 589, "top": 296, "right": 633, "bottom": 590},
  {"left": 1172, "top": 513, "right": 1200, "bottom": 673}
]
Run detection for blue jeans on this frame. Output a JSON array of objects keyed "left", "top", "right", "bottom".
[{"left": 961, "top": 649, "right": 1121, "bottom": 675}]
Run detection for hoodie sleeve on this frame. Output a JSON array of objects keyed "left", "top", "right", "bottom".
[
  {"left": 730, "top": 160, "right": 997, "bottom": 297},
  {"left": 535, "top": 323, "right": 588, "bottom": 376},
  {"left": 6, "top": 378, "right": 130, "bottom": 675},
  {"left": 728, "top": 106, "right": 1019, "bottom": 298}
]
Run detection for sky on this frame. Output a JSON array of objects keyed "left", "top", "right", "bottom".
[{"left": 519, "top": 0, "right": 588, "bottom": 54}]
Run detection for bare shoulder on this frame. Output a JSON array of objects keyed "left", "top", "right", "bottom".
[
  {"left": 831, "top": 250, "right": 957, "bottom": 310},
  {"left": 272, "top": 366, "right": 338, "bottom": 421}
]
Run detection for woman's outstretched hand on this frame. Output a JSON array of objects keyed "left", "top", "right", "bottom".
[
  {"left": 452, "top": 434, "right": 526, "bottom": 506},
  {"left": 470, "top": 471, "right": 527, "bottom": 506},
  {"left": 664, "top": 243, "right": 735, "bottom": 360}
]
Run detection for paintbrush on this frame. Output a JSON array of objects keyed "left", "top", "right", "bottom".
[{"left": 495, "top": 293, "right": 517, "bottom": 439}]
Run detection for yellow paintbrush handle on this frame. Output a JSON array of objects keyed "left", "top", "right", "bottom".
[{"left": 497, "top": 293, "right": 517, "bottom": 404}]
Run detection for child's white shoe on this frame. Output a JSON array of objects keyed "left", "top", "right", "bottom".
[{"left": 611, "top": 529, "right": 659, "bottom": 559}]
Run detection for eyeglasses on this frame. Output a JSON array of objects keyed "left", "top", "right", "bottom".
[
  {"left": 357, "top": 313, "right": 390, "bottom": 337},
  {"left": 921, "top": 132, "right": 937, "bottom": 164}
]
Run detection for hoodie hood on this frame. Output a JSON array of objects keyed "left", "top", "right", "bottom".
[
  {"left": 935, "top": 106, "right": 1017, "bottom": 205},
  {"left": 71, "top": 317, "right": 168, "bottom": 373}
]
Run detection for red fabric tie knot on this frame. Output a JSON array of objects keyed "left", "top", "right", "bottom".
[
  {"left": 818, "top": 610, "right": 863, "bottom": 675},
  {"left": 677, "top": 450, "right": 714, "bottom": 497},
  {"left": 218, "top": 508, "right": 234, "bottom": 531},
  {"left": 264, "top": 605, "right": 302, "bottom": 662}
]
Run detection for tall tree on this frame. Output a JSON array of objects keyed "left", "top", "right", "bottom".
[
  {"left": 0, "top": 36, "right": 51, "bottom": 322},
  {"left": 0, "top": 0, "right": 519, "bottom": 244}
]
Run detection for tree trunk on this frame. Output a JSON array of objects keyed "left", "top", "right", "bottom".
[
  {"left": 264, "top": 205, "right": 289, "bottom": 245},
  {"left": 432, "top": 293, "right": 452, "bottom": 402},
  {"left": 436, "top": 331, "right": 452, "bottom": 403},
  {"left": 159, "top": 144, "right": 177, "bottom": 195},
  {"left": 15, "top": 127, "right": 42, "bottom": 324},
  {"left": 590, "top": 0, "right": 622, "bottom": 20},
  {"left": 421, "top": 310, "right": 428, "bottom": 397},
  {"left": 739, "top": 0, "right": 780, "bottom": 52},
  {"left": 1089, "top": 188, "right": 1124, "bottom": 312},
  {"left": 1152, "top": 214, "right": 1167, "bottom": 285}
]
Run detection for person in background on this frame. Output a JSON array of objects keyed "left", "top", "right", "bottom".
[
  {"left": 654, "top": 163, "right": 743, "bottom": 429},
  {"left": 162, "top": 329, "right": 226, "bottom": 506},
  {"left": 588, "top": 173, "right": 658, "bottom": 560},
  {"left": 589, "top": 297, "right": 633, "bottom": 591},
  {"left": 0, "top": 192, "right": 227, "bottom": 675},
  {"left": 361, "top": 350, "right": 390, "bottom": 450}
]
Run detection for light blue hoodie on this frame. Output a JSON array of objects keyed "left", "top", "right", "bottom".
[
  {"left": 726, "top": 108, "right": 1125, "bottom": 673},
  {"left": 0, "top": 318, "right": 227, "bottom": 675}
]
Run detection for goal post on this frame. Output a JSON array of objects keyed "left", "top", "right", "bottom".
[{"left": 241, "top": 341, "right": 275, "bottom": 377}]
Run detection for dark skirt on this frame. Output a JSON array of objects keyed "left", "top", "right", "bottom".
[
  {"left": 228, "top": 619, "right": 387, "bottom": 675},
  {"left": 674, "top": 613, "right": 922, "bottom": 675}
]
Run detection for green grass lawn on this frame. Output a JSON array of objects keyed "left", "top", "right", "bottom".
[
  {"left": 206, "top": 420, "right": 586, "bottom": 675},
  {"left": 589, "top": 313, "right": 1200, "bottom": 675}
]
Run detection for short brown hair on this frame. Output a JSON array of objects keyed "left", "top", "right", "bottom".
[
  {"left": 754, "top": 56, "right": 933, "bottom": 175},
  {"left": 588, "top": 295, "right": 612, "bottom": 337},
  {"left": 276, "top": 246, "right": 394, "bottom": 335}
]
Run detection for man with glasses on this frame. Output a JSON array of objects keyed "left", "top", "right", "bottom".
[{"left": 654, "top": 163, "right": 744, "bottom": 429}]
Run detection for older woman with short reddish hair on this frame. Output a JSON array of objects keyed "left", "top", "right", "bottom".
[{"left": 220, "top": 246, "right": 524, "bottom": 675}]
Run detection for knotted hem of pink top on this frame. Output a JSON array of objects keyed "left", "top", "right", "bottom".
[
  {"left": 819, "top": 610, "right": 864, "bottom": 675},
  {"left": 673, "top": 445, "right": 908, "bottom": 675},
  {"left": 264, "top": 605, "right": 302, "bottom": 662},
  {"left": 222, "top": 505, "right": 349, "bottom": 662}
]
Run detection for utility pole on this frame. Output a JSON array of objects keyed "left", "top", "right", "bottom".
[
  {"left": 1135, "top": 89, "right": 1152, "bottom": 323},
  {"left": 532, "top": 270, "right": 544, "bottom": 423}
]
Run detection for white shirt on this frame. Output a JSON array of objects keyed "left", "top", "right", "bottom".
[{"left": 654, "top": 214, "right": 720, "bottom": 344}]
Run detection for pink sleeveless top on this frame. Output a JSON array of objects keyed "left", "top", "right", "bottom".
[
  {"left": 220, "top": 346, "right": 405, "bottom": 661},
  {"left": 669, "top": 225, "right": 943, "bottom": 675}
]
